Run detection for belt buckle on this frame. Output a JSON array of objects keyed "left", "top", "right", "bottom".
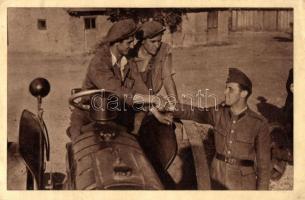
[{"left": 225, "top": 157, "right": 235, "bottom": 165}]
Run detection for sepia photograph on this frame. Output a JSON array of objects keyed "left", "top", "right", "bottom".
[{"left": 6, "top": 6, "right": 295, "bottom": 192}]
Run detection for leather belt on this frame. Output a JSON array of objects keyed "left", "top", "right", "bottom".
[{"left": 215, "top": 153, "right": 254, "bottom": 167}]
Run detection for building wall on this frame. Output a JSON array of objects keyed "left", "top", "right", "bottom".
[
  {"left": 67, "top": 15, "right": 85, "bottom": 54},
  {"left": 8, "top": 9, "right": 230, "bottom": 54},
  {"left": 68, "top": 15, "right": 111, "bottom": 54},
  {"left": 8, "top": 8, "right": 112, "bottom": 54},
  {"left": 9, "top": 9, "right": 291, "bottom": 55},
  {"left": 194, "top": 12, "right": 208, "bottom": 45},
  {"left": 169, "top": 11, "right": 229, "bottom": 48},
  {"left": 180, "top": 13, "right": 200, "bottom": 47},
  {"left": 207, "top": 10, "right": 229, "bottom": 44},
  {"left": 218, "top": 11, "right": 230, "bottom": 41},
  {"left": 8, "top": 8, "right": 72, "bottom": 54}
]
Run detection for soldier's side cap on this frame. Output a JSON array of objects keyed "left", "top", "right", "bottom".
[
  {"left": 226, "top": 68, "right": 252, "bottom": 93},
  {"left": 137, "top": 21, "right": 166, "bottom": 40},
  {"left": 103, "top": 19, "right": 137, "bottom": 43}
]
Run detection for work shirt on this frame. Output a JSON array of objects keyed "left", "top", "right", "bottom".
[
  {"left": 69, "top": 44, "right": 150, "bottom": 139},
  {"left": 132, "top": 42, "right": 175, "bottom": 95},
  {"left": 174, "top": 103, "right": 270, "bottom": 190},
  {"left": 110, "top": 50, "right": 128, "bottom": 80},
  {"left": 82, "top": 44, "right": 149, "bottom": 105}
]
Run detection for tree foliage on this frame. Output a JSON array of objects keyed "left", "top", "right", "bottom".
[{"left": 105, "top": 8, "right": 186, "bottom": 33}]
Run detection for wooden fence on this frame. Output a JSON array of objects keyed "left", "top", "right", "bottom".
[{"left": 230, "top": 9, "right": 293, "bottom": 32}]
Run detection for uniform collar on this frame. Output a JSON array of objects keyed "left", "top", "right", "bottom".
[{"left": 229, "top": 106, "right": 248, "bottom": 120}]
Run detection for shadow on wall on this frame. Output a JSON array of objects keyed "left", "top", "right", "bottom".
[
  {"left": 273, "top": 36, "right": 293, "bottom": 42},
  {"left": 256, "top": 96, "right": 284, "bottom": 124}
]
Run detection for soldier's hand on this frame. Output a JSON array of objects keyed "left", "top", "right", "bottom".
[
  {"left": 154, "top": 95, "right": 170, "bottom": 112},
  {"left": 150, "top": 107, "right": 173, "bottom": 125}
]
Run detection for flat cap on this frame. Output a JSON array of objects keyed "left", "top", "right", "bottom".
[
  {"left": 137, "top": 21, "right": 166, "bottom": 40},
  {"left": 103, "top": 19, "right": 137, "bottom": 43},
  {"left": 226, "top": 68, "right": 252, "bottom": 93}
]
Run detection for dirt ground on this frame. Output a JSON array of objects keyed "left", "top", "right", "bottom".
[{"left": 7, "top": 31, "right": 293, "bottom": 190}]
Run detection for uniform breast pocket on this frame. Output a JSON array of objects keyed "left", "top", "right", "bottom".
[
  {"left": 236, "top": 132, "right": 254, "bottom": 144},
  {"left": 235, "top": 132, "right": 254, "bottom": 158}
]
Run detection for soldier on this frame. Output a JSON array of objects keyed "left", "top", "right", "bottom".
[
  {"left": 68, "top": 19, "right": 167, "bottom": 141},
  {"left": 171, "top": 68, "right": 271, "bottom": 190}
]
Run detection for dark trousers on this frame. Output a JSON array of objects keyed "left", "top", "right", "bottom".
[{"left": 138, "top": 115, "right": 178, "bottom": 189}]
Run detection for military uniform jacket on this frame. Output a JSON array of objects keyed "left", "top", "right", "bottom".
[
  {"left": 174, "top": 104, "right": 270, "bottom": 190},
  {"left": 82, "top": 44, "right": 150, "bottom": 105}
]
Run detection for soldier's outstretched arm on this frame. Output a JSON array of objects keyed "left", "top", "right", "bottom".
[
  {"left": 173, "top": 103, "right": 215, "bottom": 126},
  {"left": 256, "top": 121, "right": 271, "bottom": 190}
]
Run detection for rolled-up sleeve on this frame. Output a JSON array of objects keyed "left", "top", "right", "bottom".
[{"left": 161, "top": 45, "right": 175, "bottom": 80}]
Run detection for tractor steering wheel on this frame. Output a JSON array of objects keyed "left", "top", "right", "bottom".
[{"left": 69, "top": 89, "right": 120, "bottom": 111}]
